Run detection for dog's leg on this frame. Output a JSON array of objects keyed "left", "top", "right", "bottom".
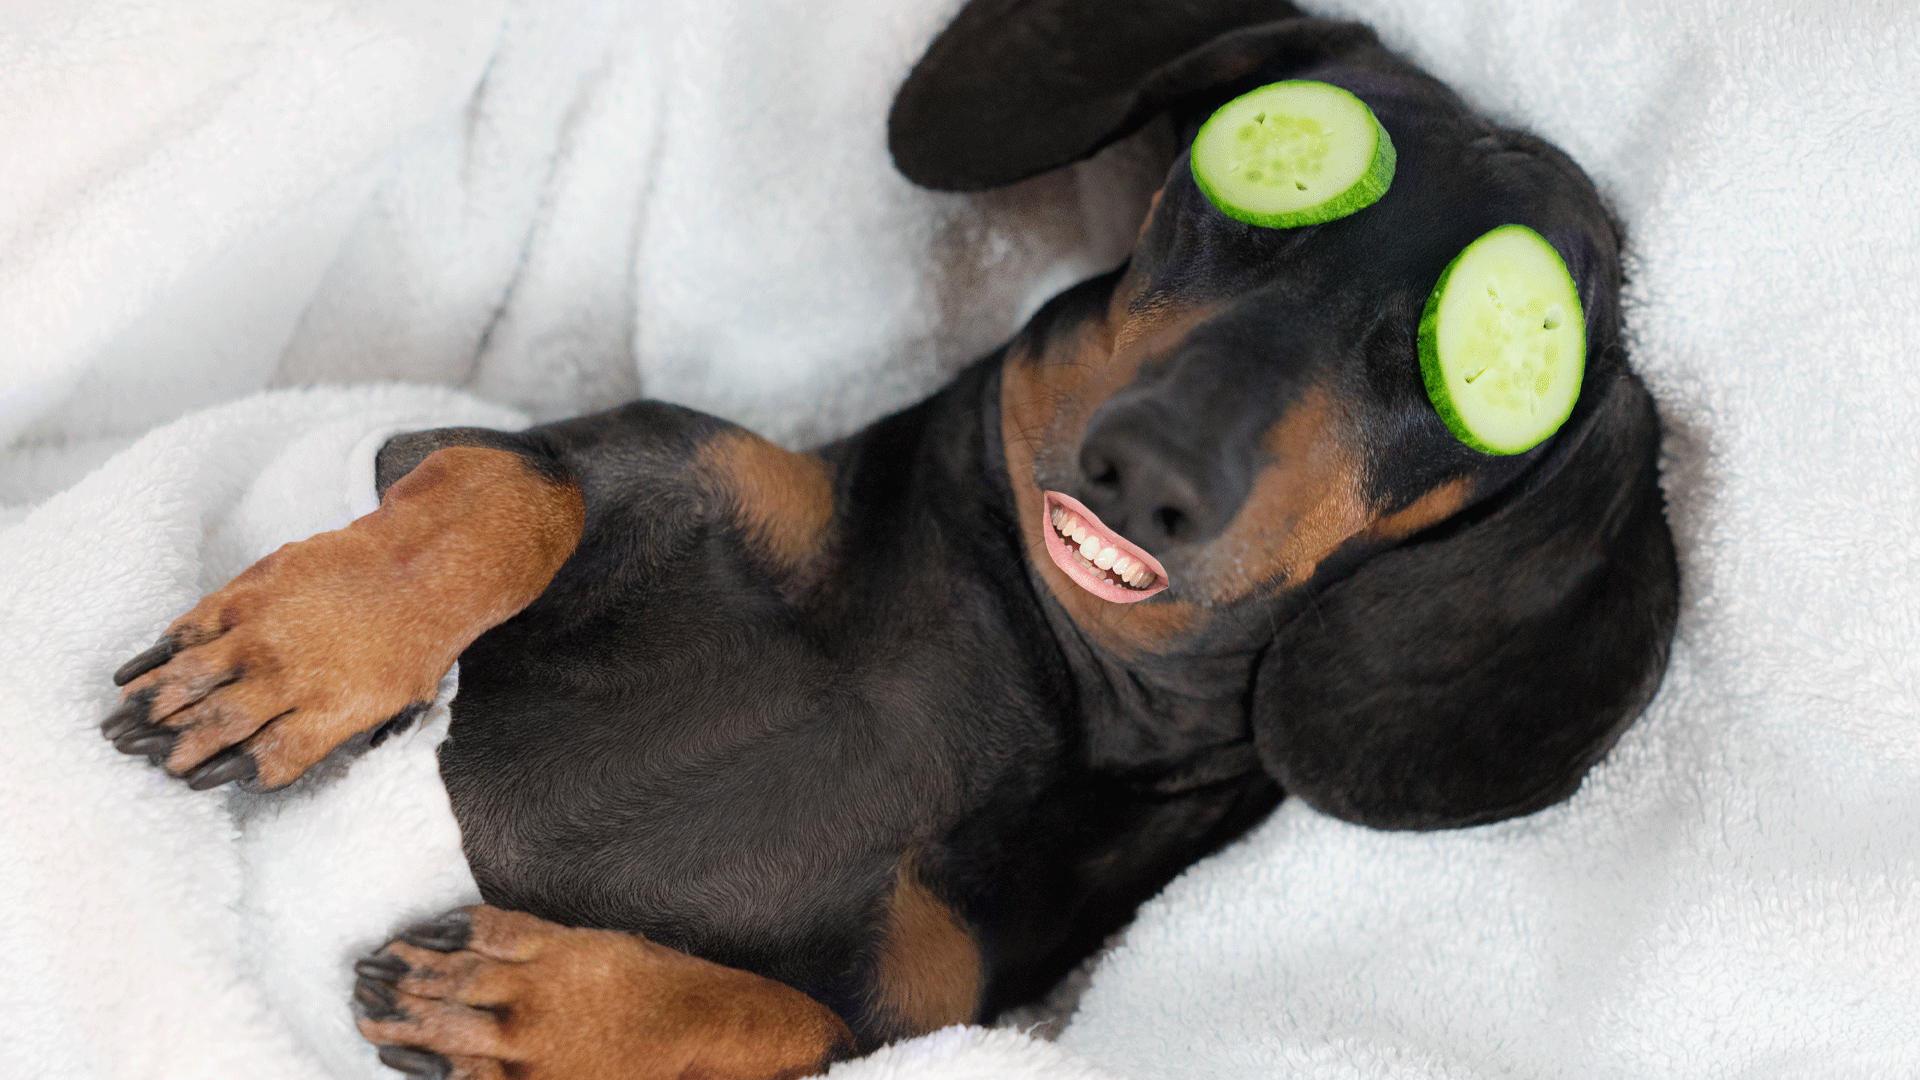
[
  {"left": 855, "top": 852, "right": 985, "bottom": 1042},
  {"left": 102, "top": 446, "right": 584, "bottom": 789},
  {"left": 353, "top": 905, "right": 856, "bottom": 1080}
]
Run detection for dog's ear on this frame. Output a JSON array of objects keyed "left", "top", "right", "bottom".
[
  {"left": 890, "top": 0, "right": 1381, "bottom": 191},
  {"left": 1252, "top": 369, "right": 1680, "bottom": 830}
]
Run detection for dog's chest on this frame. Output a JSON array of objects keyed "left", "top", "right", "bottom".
[{"left": 431, "top": 557, "right": 1059, "bottom": 947}]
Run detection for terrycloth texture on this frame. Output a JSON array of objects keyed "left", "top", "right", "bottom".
[
  {"left": 0, "top": 387, "right": 519, "bottom": 1079},
  {"left": 0, "top": 0, "right": 1154, "bottom": 485},
  {"left": 3, "top": 1, "right": 1919, "bottom": 1079}
]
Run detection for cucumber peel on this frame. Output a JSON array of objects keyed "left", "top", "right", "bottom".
[
  {"left": 1190, "top": 80, "right": 1395, "bottom": 228},
  {"left": 1418, "top": 225, "right": 1585, "bottom": 455}
]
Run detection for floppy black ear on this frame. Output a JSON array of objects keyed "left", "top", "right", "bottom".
[
  {"left": 1252, "top": 369, "right": 1680, "bottom": 830},
  {"left": 889, "top": 0, "right": 1382, "bottom": 190}
]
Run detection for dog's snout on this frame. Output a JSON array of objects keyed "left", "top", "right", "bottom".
[{"left": 1077, "top": 410, "right": 1234, "bottom": 549}]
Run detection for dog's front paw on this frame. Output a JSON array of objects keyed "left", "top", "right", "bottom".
[
  {"left": 102, "top": 530, "right": 445, "bottom": 790},
  {"left": 353, "top": 906, "right": 855, "bottom": 1080}
]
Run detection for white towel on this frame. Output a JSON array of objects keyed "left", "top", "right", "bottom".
[
  {"left": 3, "top": 0, "right": 1918, "bottom": 1077},
  {"left": 0, "top": 0, "right": 1154, "bottom": 469},
  {"left": 0, "top": 386, "right": 516, "bottom": 1079}
]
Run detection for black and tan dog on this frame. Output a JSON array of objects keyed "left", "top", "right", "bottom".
[{"left": 101, "top": 2, "right": 1678, "bottom": 1077}]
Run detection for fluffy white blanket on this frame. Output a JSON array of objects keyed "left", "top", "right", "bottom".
[{"left": 3, "top": 0, "right": 1917, "bottom": 1078}]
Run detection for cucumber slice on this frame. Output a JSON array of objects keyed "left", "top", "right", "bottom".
[
  {"left": 1190, "top": 80, "right": 1395, "bottom": 228},
  {"left": 1418, "top": 224, "right": 1585, "bottom": 455}
]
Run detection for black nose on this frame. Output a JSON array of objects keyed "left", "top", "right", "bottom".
[{"left": 1076, "top": 404, "right": 1236, "bottom": 548}]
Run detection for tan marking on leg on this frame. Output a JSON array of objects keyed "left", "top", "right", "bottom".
[
  {"left": 866, "top": 853, "right": 983, "bottom": 1036},
  {"left": 118, "top": 447, "right": 584, "bottom": 788},
  {"left": 444, "top": 1057, "right": 508, "bottom": 1080},
  {"left": 359, "top": 905, "right": 855, "bottom": 1080},
  {"left": 697, "top": 429, "right": 835, "bottom": 571},
  {"left": 381, "top": 942, "right": 511, "bottom": 1004},
  {"left": 359, "top": 997, "right": 511, "bottom": 1058}
]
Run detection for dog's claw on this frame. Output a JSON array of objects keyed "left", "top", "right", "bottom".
[
  {"left": 112, "top": 725, "right": 175, "bottom": 756},
  {"left": 112, "top": 637, "right": 177, "bottom": 687},
  {"left": 399, "top": 911, "right": 472, "bottom": 953},
  {"left": 377, "top": 1045, "right": 450, "bottom": 1079},
  {"left": 100, "top": 689, "right": 154, "bottom": 740},
  {"left": 354, "top": 976, "right": 405, "bottom": 1021},
  {"left": 355, "top": 954, "right": 410, "bottom": 982},
  {"left": 184, "top": 749, "right": 258, "bottom": 790}
]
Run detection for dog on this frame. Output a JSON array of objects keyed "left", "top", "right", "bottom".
[{"left": 100, "top": 2, "right": 1678, "bottom": 1077}]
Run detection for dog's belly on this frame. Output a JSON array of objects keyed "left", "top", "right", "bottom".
[{"left": 433, "top": 577, "right": 1053, "bottom": 992}]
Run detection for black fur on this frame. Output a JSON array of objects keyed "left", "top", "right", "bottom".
[{"left": 360, "top": 0, "right": 1675, "bottom": 1054}]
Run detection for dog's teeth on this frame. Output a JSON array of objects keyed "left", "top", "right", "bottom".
[{"left": 1048, "top": 504, "right": 1159, "bottom": 591}]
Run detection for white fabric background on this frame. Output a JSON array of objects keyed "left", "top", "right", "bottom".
[
  {"left": 2, "top": 0, "right": 1917, "bottom": 1077},
  {"left": 0, "top": 0, "right": 1159, "bottom": 504}
]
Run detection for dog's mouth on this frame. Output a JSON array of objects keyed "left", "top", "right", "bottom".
[{"left": 1042, "top": 492, "right": 1169, "bottom": 603}]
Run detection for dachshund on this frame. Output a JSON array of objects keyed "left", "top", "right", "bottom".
[{"left": 100, "top": 2, "right": 1678, "bottom": 1077}]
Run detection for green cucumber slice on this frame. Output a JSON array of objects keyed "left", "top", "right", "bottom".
[
  {"left": 1190, "top": 80, "right": 1395, "bottom": 228},
  {"left": 1418, "top": 224, "right": 1585, "bottom": 455}
]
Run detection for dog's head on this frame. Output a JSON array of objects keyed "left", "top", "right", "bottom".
[{"left": 892, "top": 0, "right": 1678, "bottom": 829}]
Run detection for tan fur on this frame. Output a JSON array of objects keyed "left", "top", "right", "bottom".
[
  {"left": 699, "top": 429, "right": 836, "bottom": 571},
  {"left": 120, "top": 447, "right": 584, "bottom": 787},
  {"left": 867, "top": 854, "right": 984, "bottom": 1034},
  {"left": 1365, "top": 477, "right": 1473, "bottom": 542},
  {"left": 1001, "top": 302, "right": 1211, "bottom": 656},
  {"left": 358, "top": 906, "right": 855, "bottom": 1080},
  {"left": 1198, "top": 398, "right": 1476, "bottom": 599},
  {"left": 1187, "top": 386, "right": 1371, "bottom": 601},
  {"left": 1000, "top": 289, "right": 1474, "bottom": 631}
]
